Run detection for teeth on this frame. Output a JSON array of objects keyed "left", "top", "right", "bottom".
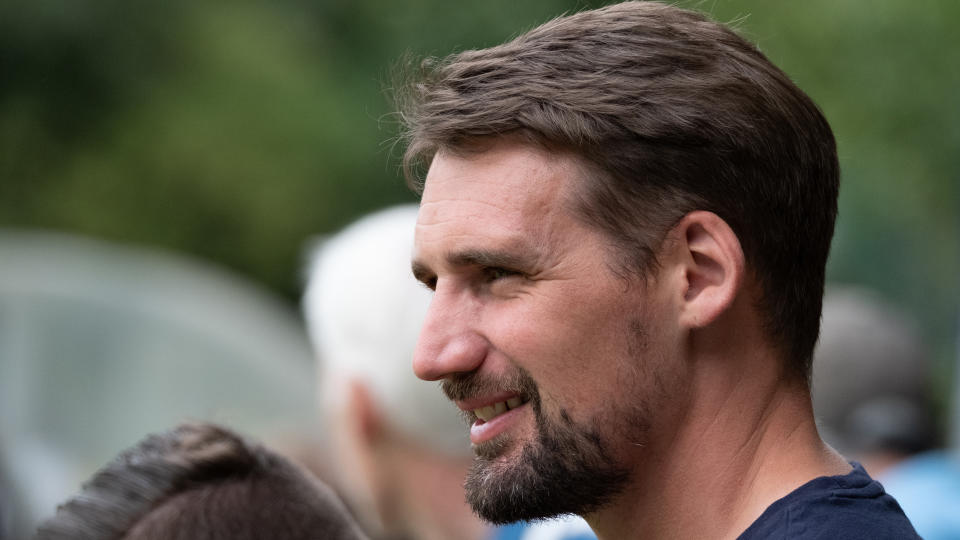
[
  {"left": 475, "top": 405, "right": 497, "bottom": 421},
  {"left": 473, "top": 397, "right": 525, "bottom": 422}
]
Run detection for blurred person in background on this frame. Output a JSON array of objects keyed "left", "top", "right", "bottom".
[
  {"left": 303, "top": 205, "right": 489, "bottom": 540},
  {"left": 813, "top": 286, "right": 960, "bottom": 539},
  {"left": 303, "top": 205, "right": 595, "bottom": 540},
  {"left": 34, "top": 422, "right": 365, "bottom": 540}
]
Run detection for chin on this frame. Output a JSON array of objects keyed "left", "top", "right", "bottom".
[{"left": 464, "top": 412, "right": 631, "bottom": 524}]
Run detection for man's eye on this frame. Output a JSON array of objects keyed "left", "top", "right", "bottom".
[{"left": 484, "top": 267, "right": 519, "bottom": 282}]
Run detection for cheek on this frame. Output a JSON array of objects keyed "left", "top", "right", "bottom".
[
  {"left": 484, "top": 300, "right": 567, "bottom": 362},
  {"left": 483, "top": 293, "right": 638, "bottom": 397}
]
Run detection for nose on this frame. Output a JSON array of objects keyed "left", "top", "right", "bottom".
[{"left": 413, "top": 285, "right": 487, "bottom": 381}]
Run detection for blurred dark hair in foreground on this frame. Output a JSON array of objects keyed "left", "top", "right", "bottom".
[{"left": 34, "top": 422, "right": 365, "bottom": 540}]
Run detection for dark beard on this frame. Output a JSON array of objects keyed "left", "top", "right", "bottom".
[{"left": 443, "top": 367, "right": 633, "bottom": 524}]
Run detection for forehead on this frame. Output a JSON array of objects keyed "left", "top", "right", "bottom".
[{"left": 415, "top": 143, "right": 580, "bottom": 250}]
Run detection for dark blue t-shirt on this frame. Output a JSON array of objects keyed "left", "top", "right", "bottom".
[{"left": 738, "top": 463, "right": 921, "bottom": 539}]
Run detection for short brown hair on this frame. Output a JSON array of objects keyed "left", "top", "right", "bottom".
[
  {"left": 35, "top": 423, "right": 365, "bottom": 540},
  {"left": 396, "top": 1, "right": 838, "bottom": 379}
]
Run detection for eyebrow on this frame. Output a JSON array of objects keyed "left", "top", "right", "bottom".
[{"left": 411, "top": 247, "right": 538, "bottom": 284}]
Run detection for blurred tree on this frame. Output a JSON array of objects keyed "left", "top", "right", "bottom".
[{"left": 0, "top": 0, "right": 956, "bottom": 402}]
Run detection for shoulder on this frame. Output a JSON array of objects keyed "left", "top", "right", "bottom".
[{"left": 739, "top": 463, "right": 921, "bottom": 540}]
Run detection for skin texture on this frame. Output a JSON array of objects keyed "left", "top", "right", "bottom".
[{"left": 411, "top": 140, "right": 850, "bottom": 539}]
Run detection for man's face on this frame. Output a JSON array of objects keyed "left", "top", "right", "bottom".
[{"left": 411, "top": 142, "right": 683, "bottom": 522}]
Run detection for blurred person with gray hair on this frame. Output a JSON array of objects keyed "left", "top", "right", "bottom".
[
  {"left": 34, "top": 422, "right": 365, "bottom": 540},
  {"left": 813, "top": 286, "right": 960, "bottom": 539},
  {"left": 303, "top": 205, "right": 489, "bottom": 540}
]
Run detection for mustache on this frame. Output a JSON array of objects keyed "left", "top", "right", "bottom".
[{"left": 441, "top": 365, "right": 539, "bottom": 404}]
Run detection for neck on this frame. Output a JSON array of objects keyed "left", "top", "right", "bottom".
[{"left": 587, "top": 345, "right": 849, "bottom": 539}]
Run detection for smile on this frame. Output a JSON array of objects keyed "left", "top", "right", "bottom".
[{"left": 473, "top": 396, "right": 526, "bottom": 422}]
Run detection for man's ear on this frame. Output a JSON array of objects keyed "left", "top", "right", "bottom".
[
  {"left": 346, "top": 381, "right": 385, "bottom": 447},
  {"left": 671, "top": 211, "right": 745, "bottom": 329}
]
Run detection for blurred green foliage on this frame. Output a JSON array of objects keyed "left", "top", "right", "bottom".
[{"left": 1, "top": 0, "right": 957, "bottom": 396}]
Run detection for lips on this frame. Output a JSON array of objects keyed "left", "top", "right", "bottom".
[
  {"left": 443, "top": 369, "right": 538, "bottom": 444},
  {"left": 455, "top": 393, "right": 532, "bottom": 445}
]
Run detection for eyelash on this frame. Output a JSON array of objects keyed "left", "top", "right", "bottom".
[
  {"left": 419, "top": 267, "right": 522, "bottom": 292},
  {"left": 484, "top": 267, "right": 520, "bottom": 282}
]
